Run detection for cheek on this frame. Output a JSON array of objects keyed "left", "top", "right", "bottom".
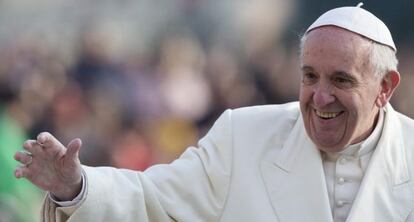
[
  {"left": 339, "top": 95, "right": 366, "bottom": 130},
  {"left": 346, "top": 90, "right": 376, "bottom": 117},
  {"left": 338, "top": 95, "right": 358, "bottom": 117},
  {"left": 299, "top": 87, "right": 314, "bottom": 124},
  {"left": 299, "top": 86, "right": 312, "bottom": 104},
  {"left": 299, "top": 89, "right": 307, "bottom": 113}
]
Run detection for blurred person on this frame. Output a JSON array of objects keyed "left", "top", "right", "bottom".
[
  {"left": 66, "top": 24, "right": 136, "bottom": 167},
  {"left": 205, "top": 42, "right": 264, "bottom": 109},
  {"left": 121, "top": 53, "right": 166, "bottom": 122},
  {"left": 40, "top": 83, "right": 112, "bottom": 167},
  {"left": 13, "top": 4, "right": 414, "bottom": 222},
  {"left": 0, "top": 84, "right": 42, "bottom": 222},
  {"left": 110, "top": 128, "right": 153, "bottom": 171},
  {"left": 71, "top": 23, "right": 125, "bottom": 94},
  {"left": 235, "top": 0, "right": 299, "bottom": 104},
  {"left": 148, "top": 117, "right": 199, "bottom": 164},
  {"left": 6, "top": 35, "right": 69, "bottom": 134},
  {"left": 157, "top": 30, "right": 212, "bottom": 121}
]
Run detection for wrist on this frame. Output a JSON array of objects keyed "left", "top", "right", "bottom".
[{"left": 51, "top": 177, "right": 82, "bottom": 201}]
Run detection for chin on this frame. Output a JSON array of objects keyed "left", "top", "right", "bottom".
[
  {"left": 313, "top": 139, "right": 347, "bottom": 153},
  {"left": 317, "top": 145, "right": 346, "bottom": 153}
]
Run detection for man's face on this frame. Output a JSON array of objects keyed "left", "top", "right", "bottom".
[{"left": 299, "top": 26, "right": 382, "bottom": 153}]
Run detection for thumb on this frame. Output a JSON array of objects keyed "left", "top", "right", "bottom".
[{"left": 66, "top": 138, "right": 82, "bottom": 160}]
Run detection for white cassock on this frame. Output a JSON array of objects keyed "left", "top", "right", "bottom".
[{"left": 41, "top": 102, "right": 414, "bottom": 222}]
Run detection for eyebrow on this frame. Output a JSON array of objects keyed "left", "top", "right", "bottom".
[
  {"left": 301, "top": 65, "right": 357, "bottom": 80},
  {"left": 332, "top": 70, "right": 357, "bottom": 82},
  {"left": 301, "top": 65, "right": 314, "bottom": 72}
]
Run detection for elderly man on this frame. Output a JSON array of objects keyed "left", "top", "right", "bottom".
[{"left": 14, "top": 4, "right": 414, "bottom": 222}]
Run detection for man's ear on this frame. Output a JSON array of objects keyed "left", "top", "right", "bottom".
[{"left": 375, "top": 70, "right": 400, "bottom": 108}]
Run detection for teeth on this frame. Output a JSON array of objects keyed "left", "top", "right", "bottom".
[{"left": 315, "top": 110, "right": 340, "bottom": 119}]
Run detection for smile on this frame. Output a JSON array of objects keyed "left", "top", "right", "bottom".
[{"left": 315, "top": 110, "right": 343, "bottom": 119}]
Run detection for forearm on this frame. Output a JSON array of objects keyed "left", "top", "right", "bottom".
[{"left": 41, "top": 166, "right": 172, "bottom": 222}]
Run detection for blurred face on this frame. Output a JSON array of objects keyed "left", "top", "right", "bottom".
[{"left": 299, "top": 27, "right": 383, "bottom": 153}]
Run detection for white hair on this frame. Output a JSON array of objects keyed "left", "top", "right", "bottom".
[{"left": 299, "top": 33, "right": 398, "bottom": 79}]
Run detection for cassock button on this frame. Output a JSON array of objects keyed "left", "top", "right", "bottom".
[
  {"left": 339, "top": 157, "right": 347, "bottom": 164},
  {"left": 336, "top": 200, "right": 345, "bottom": 207}
]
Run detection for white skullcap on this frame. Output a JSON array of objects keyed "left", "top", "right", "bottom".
[{"left": 306, "top": 2, "right": 396, "bottom": 51}]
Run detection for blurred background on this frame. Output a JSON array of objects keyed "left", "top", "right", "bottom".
[{"left": 1, "top": 0, "right": 413, "bottom": 221}]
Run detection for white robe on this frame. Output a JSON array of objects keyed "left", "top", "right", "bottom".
[{"left": 41, "top": 102, "right": 414, "bottom": 222}]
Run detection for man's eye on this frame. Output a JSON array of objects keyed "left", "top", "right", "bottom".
[
  {"left": 335, "top": 77, "right": 349, "bottom": 83},
  {"left": 302, "top": 72, "right": 318, "bottom": 84},
  {"left": 333, "top": 77, "right": 355, "bottom": 88}
]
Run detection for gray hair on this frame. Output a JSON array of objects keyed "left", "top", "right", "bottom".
[{"left": 299, "top": 33, "right": 398, "bottom": 79}]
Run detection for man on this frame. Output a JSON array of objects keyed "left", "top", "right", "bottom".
[{"left": 14, "top": 4, "right": 414, "bottom": 222}]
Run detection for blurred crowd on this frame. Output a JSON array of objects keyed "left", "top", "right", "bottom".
[{"left": 0, "top": 0, "right": 413, "bottom": 221}]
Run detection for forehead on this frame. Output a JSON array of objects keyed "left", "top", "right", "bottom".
[{"left": 301, "top": 26, "right": 372, "bottom": 74}]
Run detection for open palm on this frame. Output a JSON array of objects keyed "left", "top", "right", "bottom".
[{"left": 14, "top": 132, "right": 83, "bottom": 201}]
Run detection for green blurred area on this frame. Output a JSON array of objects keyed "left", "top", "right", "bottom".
[{"left": 0, "top": 106, "right": 43, "bottom": 222}]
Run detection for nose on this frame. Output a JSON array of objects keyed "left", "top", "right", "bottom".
[{"left": 313, "top": 84, "right": 335, "bottom": 107}]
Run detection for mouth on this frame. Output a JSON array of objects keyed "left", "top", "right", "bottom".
[{"left": 315, "top": 110, "right": 344, "bottom": 120}]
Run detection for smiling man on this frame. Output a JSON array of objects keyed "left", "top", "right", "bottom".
[
  {"left": 300, "top": 24, "right": 399, "bottom": 153},
  {"left": 14, "top": 4, "right": 414, "bottom": 222}
]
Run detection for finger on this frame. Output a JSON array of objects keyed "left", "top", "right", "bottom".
[
  {"left": 37, "top": 132, "right": 63, "bottom": 149},
  {"left": 14, "top": 166, "right": 30, "bottom": 179},
  {"left": 22, "top": 140, "right": 41, "bottom": 154},
  {"left": 22, "top": 140, "right": 34, "bottom": 150},
  {"left": 66, "top": 138, "right": 82, "bottom": 160},
  {"left": 14, "top": 151, "right": 33, "bottom": 165}
]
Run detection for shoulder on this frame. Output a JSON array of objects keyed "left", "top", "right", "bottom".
[
  {"left": 229, "top": 101, "right": 300, "bottom": 127},
  {"left": 386, "top": 105, "right": 414, "bottom": 153},
  {"left": 208, "top": 102, "right": 301, "bottom": 144},
  {"left": 394, "top": 111, "right": 414, "bottom": 129},
  {"left": 205, "top": 102, "right": 301, "bottom": 146},
  {"left": 232, "top": 101, "right": 300, "bottom": 116},
  {"left": 388, "top": 105, "right": 414, "bottom": 130}
]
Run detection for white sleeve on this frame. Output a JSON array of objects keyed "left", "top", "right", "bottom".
[
  {"left": 41, "top": 109, "right": 234, "bottom": 222},
  {"left": 48, "top": 171, "right": 87, "bottom": 207}
]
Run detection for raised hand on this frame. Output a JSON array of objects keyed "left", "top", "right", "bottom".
[{"left": 14, "top": 132, "right": 83, "bottom": 201}]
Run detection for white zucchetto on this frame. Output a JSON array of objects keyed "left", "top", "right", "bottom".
[{"left": 306, "top": 2, "right": 396, "bottom": 51}]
